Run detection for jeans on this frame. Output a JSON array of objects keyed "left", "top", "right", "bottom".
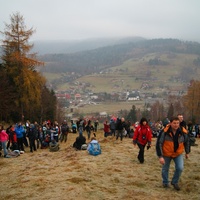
[
  {"left": 1, "top": 141, "right": 8, "bottom": 156},
  {"left": 162, "top": 154, "right": 184, "bottom": 184},
  {"left": 79, "top": 126, "right": 83, "bottom": 133}
]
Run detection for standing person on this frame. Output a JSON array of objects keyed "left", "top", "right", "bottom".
[
  {"left": 194, "top": 123, "right": 199, "bottom": 138},
  {"left": 38, "top": 126, "right": 44, "bottom": 149},
  {"left": 78, "top": 118, "right": 84, "bottom": 133},
  {"left": 156, "top": 116, "right": 190, "bottom": 190},
  {"left": 60, "top": 120, "right": 69, "bottom": 143},
  {"left": 27, "top": 124, "right": 37, "bottom": 152},
  {"left": 0, "top": 125, "right": 9, "bottom": 158},
  {"left": 85, "top": 119, "right": 92, "bottom": 140},
  {"left": 94, "top": 120, "right": 99, "bottom": 132},
  {"left": 177, "top": 114, "right": 195, "bottom": 151},
  {"left": 109, "top": 119, "right": 116, "bottom": 136},
  {"left": 116, "top": 117, "right": 126, "bottom": 141},
  {"left": 125, "top": 120, "right": 131, "bottom": 138},
  {"left": 133, "top": 117, "right": 152, "bottom": 163},
  {"left": 7, "top": 125, "right": 18, "bottom": 151},
  {"left": 22, "top": 122, "right": 29, "bottom": 147},
  {"left": 50, "top": 122, "right": 59, "bottom": 142},
  {"left": 15, "top": 122, "right": 25, "bottom": 151},
  {"left": 177, "top": 114, "right": 187, "bottom": 129},
  {"left": 103, "top": 120, "right": 110, "bottom": 137}
]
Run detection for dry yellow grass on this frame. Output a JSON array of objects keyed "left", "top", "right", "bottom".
[{"left": 0, "top": 131, "right": 199, "bottom": 200}]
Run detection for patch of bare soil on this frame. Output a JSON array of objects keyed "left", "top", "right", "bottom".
[{"left": 0, "top": 132, "right": 199, "bottom": 200}]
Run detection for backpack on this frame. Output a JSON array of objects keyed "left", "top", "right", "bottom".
[
  {"left": 61, "top": 124, "right": 69, "bottom": 134},
  {"left": 49, "top": 142, "right": 60, "bottom": 152},
  {"left": 88, "top": 142, "right": 101, "bottom": 156}
]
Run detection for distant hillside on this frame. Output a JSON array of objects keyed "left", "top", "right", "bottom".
[{"left": 38, "top": 38, "right": 200, "bottom": 74}]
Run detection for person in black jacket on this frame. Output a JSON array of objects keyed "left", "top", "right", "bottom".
[
  {"left": 116, "top": 117, "right": 126, "bottom": 141},
  {"left": 177, "top": 114, "right": 187, "bottom": 129},
  {"left": 73, "top": 131, "right": 86, "bottom": 150},
  {"left": 27, "top": 124, "right": 37, "bottom": 152}
]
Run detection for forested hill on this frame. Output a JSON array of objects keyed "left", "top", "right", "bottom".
[{"left": 39, "top": 39, "right": 200, "bottom": 74}]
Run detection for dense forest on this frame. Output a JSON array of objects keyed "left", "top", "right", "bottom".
[{"left": 39, "top": 39, "right": 200, "bottom": 74}]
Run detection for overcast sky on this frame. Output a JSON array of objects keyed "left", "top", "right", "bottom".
[{"left": 0, "top": 0, "right": 200, "bottom": 42}]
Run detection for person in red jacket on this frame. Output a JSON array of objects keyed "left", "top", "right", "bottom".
[
  {"left": 103, "top": 121, "right": 110, "bottom": 137},
  {"left": 133, "top": 117, "right": 152, "bottom": 163},
  {"left": 7, "top": 125, "right": 18, "bottom": 151}
]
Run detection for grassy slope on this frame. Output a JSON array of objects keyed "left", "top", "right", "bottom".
[{"left": 0, "top": 132, "right": 199, "bottom": 200}]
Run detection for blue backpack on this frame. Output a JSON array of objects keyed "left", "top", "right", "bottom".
[{"left": 88, "top": 142, "right": 101, "bottom": 156}]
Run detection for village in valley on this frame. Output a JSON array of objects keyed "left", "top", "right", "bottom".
[{"left": 52, "top": 70, "right": 187, "bottom": 121}]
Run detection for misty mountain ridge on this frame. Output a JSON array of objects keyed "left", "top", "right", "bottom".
[
  {"left": 32, "top": 36, "right": 146, "bottom": 54},
  {"left": 38, "top": 38, "right": 200, "bottom": 75}
]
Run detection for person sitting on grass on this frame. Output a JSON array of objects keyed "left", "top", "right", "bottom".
[
  {"left": 73, "top": 131, "right": 86, "bottom": 150},
  {"left": 87, "top": 137, "right": 101, "bottom": 156}
]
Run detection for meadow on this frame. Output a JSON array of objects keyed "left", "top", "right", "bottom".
[{"left": 0, "top": 131, "right": 199, "bottom": 200}]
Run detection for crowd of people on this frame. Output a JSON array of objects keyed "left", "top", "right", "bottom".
[
  {"left": 0, "top": 118, "right": 101, "bottom": 157},
  {"left": 0, "top": 114, "right": 199, "bottom": 190}
]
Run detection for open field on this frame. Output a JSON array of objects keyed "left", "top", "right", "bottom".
[
  {"left": 68, "top": 101, "right": 144, "bottom": 116},
  {"left": 1, "top": 131, "right": 200, "bottom": 200}
]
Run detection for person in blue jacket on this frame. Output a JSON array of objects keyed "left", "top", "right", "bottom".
[{"left": 15, "top": 122, "right": 25, "bottom": 151}]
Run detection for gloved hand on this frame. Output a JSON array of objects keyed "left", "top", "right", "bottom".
[{"left": 147, "top": 145, "right": 151, "bottom": 150}]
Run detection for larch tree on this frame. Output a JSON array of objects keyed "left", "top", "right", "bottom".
[{"left": 0, "top": 12, "right": 45, "bottom": 121}]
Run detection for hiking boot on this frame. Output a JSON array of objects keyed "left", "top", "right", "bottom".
[
  {"left": 171, "top": 182, "right": 180, "bottom": 191},
  {"left": 163, "top": 183, "right": 169, "bottom": 188}
]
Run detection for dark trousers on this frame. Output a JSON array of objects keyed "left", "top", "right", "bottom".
[
  {"left": 111, "top": 129, "right": 116, "bottom": 136},
  {"left": 23, "top": 133, "right": 29, "bottom": 147},
  {"left": 29, "top": 138, "right": 36, "bottom": 152},
  {"left": 137, "top": 143, "right": 146, "bottom": 163},
  {"left": 116, "top": 129, "right": 123, "bottom": 141},
  {"left": 17, "top": 138, "right": 24, "bottom": 151}
]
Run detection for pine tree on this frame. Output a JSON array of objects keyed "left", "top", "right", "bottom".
[{"left": 126, "top": 105, "right": 137, "bottom": 122}]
